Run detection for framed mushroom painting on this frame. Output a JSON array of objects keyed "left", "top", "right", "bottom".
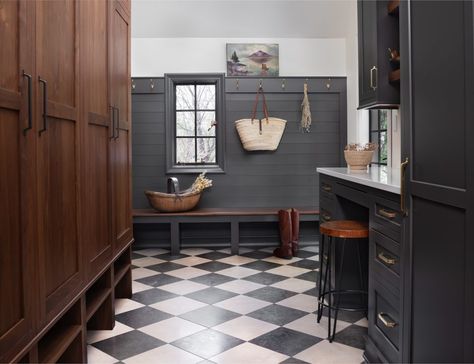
[{"left": 226, "top": 43, "right": 279, "bottom": 77}]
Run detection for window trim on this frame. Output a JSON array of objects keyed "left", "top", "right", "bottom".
[
  {"left": 165, "top": 73, "right": 226, "bottom": 174},
  {"left": 369, "top": 109, "right": 389, "bottom": 166}
]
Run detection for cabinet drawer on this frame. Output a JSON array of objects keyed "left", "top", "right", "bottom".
[
  {"left": 369, "top": 279, "right": 401, "bottom": 363},
  {"left": 320, "top": 195, "right": 335, "bottom": 215},
  {"left": 320, "top": 177, "right": 335, "bottom": 199},
  {"left": 370, "top": 229, "right": 400, "bottom": 295},
  {"left": 320, "top": 208, "right": 332, "bottom": 223},
  {"left": 371, "top": 196, "right": 402, "bottom": 242},
  {"left": 334, "top": 182, "right": 369, "bottom": 207}
]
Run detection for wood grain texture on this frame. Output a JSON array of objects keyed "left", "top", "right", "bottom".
[{"left": 320, "top": 220, "right": 369, "bottom": 239}]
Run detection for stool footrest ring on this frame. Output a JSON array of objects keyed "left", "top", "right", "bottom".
[{"left": 318, "top": 289, "right": 367, "bottom": 312}]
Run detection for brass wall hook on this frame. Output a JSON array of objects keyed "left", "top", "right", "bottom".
[
  {"left": 326, "top": 78, "right": 331, "bottom": 90},
  {"left": 281, "top": 79, "right": 286, "bottom": 90},
  {"left": 150, "top": 79, "right": 155, "bottom": 90},
  {"left": 259, "top": 79, "right": 263, "bottom": 89},
  {"left": 131, "top": 79, "right": 136, "bottom": 90},
  {"left": 236, "top": 79, "right": 239, "bottom": 90}
]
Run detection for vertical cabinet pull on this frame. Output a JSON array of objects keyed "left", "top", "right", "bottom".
[
  {"left": 370, "top": 66, "right": 377, "bottom": 90},
  {"left": 114, "top": 107, "right": 120, "bottom": 139},
  {"left": 38, "top": 77, "right": 48, "bottom": 135},
  {"left": 22, "top": 70, "right": 32, "bottom": 135},
  {"left": 110, "top": 106, "right": 116, "bottom": 139},
  {"left": 400, "top": 157, "right": 409, "bottom": 215}
]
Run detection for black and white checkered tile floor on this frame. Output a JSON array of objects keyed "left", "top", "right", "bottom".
[{"left": 88, "top": 246, "right": 367, "bottom": 364}]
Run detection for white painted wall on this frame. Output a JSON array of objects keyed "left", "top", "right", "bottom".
[{"left": 131, "top": 38, "right": 346, "bottom": 77}]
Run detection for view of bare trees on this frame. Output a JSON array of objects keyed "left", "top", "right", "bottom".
[{"left": 175, "top": 84, "right": 217, "bottom": 164}]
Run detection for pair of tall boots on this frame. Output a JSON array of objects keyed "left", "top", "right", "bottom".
[{"left": 274, "top": 208, "right": 300, "bottom": 259}]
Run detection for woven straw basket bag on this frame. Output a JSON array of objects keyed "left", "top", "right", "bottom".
[{"left": 235, "top": 87, "right": 286, "bottom": 151}]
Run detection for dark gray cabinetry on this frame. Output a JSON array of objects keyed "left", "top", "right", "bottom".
[
  {"left": 358, "top": 0, "right": 400, "bottom": 109},
  {"left": 400, "top": 1, "right": 474, "bottom": 362}
]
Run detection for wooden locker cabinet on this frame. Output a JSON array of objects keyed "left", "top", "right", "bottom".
[
  {"left": 357, "top": 0, "right": 400, "bottom": 109},
  {"left": 0, "top": 1, "right": 37, "bottom": 361},
  {"left": 110, "top": 0, "right": 133, "bottom": 255}
]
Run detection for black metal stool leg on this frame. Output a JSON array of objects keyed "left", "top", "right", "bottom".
[
  {"left": 330, "top": 238, "right": 346, "bottom": 342},
  {"left": 327, "top": 236, "right": 332, "bottom": 339},
  {"left": 319, "top": 235, "right": 331, "bottom": 323},
  {"left": 317, "top": 234, "right": 325, "bottom": 322}
]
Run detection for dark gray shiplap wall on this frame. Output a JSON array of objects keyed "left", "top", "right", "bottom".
[{"left": 132, "top": 76, "right": 346, "bottom": 247}]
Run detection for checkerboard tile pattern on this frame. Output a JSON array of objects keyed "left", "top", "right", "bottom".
[{"left": 88, "top": 246, "right": 367, "bottom": 363}]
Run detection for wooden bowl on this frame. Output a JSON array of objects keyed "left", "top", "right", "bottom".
[
  {"left": 344, "top": 150, "right": 374, "bottom": 171},
  {"left": 145, "top": 190, "right": 202, "bottom": 212}
]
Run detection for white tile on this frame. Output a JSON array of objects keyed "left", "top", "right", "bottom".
[
  {"left": 134, "top": 248, "right": 169, "bottom": 256},
  {"left": 354, "top": 317, "right": 369, "bottom": 328},
  {"left": 139, "top": 317, "right": 205, "bottom": 343},
  {"left": 271, "top": 278, "right": 315, "bottom": 293},
  {"left": 149, "top": 296, "right": 207, "bottom": 316},
  {"left": 132, "top": 256, "right": 166, "bottom": 267},
  {"left": 306, "top": 254, "right": 320, "bottom": 261},
  {"left": 214, "top": 295, "right": 270, "bottom": 315},
  {"left": 284, "top": 313, "right": 351, "bottom": 339},
  {"left": 294, "top": 340, "right": 364, "bottom": 364},
  {"left": 165, "top": 266, "right": 209, "bottom": 279},
  {"left": 211, "top": 342, "right": 288, "bottom": 364},
  {"left": 87, "top": 346, "right": 118, "bottom": 363},
  {"left": 87, "top": 322, "right": 134, "bottom": 344},
  {"left": 217, "top": 266, "right": 260, "bottom": 279},
  {"left": 262, "top": 256, "right": 302, "bottom": 265},
  {"left": 277, "top": 293, "right": 318, "bottom": 313},
  {"left": 115, "top": 298, "right": 145, "bottom": 314},
  {"left": 217, "top": 255, "right": 256, "bottom": 266},
  {"left": 131, "top": 267, "right": 158, "bottom": 280},
  {"left": 132, "top": 280, "right": 154, "bottom": 293},
  {"left": 124, "top": 344, "right": 202, "bottom": 364},
  {"left": 159, "top": 280, "right": 208, "bottom": 295},
  {"left": 213, "top": 316, "right": 278, "bottom": 341},
  {"left": 171, "top": 256, "right": 211, "bottom": 266},
  {"left": 266, "top": 265, "right": 311, "bottom": 278},
  {"left": 180, "top": 248, "right": 212, "bottom": 256},
  {"left": 301, "top": 246, "right": 319, "bottom": 253},
  {"left": 215, "top": 279, "right": 265, "bottom": 294}
]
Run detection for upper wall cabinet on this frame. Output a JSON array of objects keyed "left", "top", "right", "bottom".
[{"left": 358, "top": 0, "right": 400, "bottom": 109}]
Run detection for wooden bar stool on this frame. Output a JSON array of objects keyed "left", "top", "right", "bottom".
[{"left": 317, "top": 220, "right": 369, "bottom": 342}]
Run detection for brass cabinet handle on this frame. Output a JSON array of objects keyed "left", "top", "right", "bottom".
[
  {"left": 378, "top": 251, "right": 397, "bottom": 266},
  {"left": 378, "top": 208, "right": 397, "bottom": 219},
  {"left": 38, "top": 77, "right": 48, "bottom": 135},
  {"left": 322, "top": 213, "right": 331, "bottom": 221},
  {"left": 370, "top": 66, "right": 377, "bottom": 90},
  {"left": 322, "top": 185, "right": 332, "bottom": 192},
  {"left": 400, "top": 157, "right": 409, "bottom": 216},
  {"left": 378, "top": 312, "right": 398, "bottom": 328}
]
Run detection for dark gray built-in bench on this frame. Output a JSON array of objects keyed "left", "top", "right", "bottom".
[{"left": 133, "top": 208, "right": 319, "bottom": 255}]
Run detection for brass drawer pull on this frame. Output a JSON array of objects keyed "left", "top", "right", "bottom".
[
  {"left": 378, "top": 312, "right": 398, "bottom": 328},
  {"left": 322, "top": 185, "right": 332, "bottom": 192},
  {"left": 322, "top": 213, "right": 331, "bottom": 221},
  {"left": 378, "top": 208, "right": 396, "bottom": 219},
  {"left": 378, "top": 252, "right": 397, "bottom": 265}
]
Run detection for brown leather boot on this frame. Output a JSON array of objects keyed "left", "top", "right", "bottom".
[
  {"left": 274, "top": 209, "right": 293, "bottom": 259},
  {"left": 291, "top": 208, "right": 300, "bottom": 256}
]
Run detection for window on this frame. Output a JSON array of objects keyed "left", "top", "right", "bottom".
[
  {"left": 369, "top": 109, "right": 390, "bottom": 165},
  {"left": 165, "top": 74, "right": 225, "bottom": 173}
]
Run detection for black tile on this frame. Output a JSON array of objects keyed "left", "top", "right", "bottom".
[
  {"left": 303, "top": 287, "right": 319, "bottom": 297},
  {"left": 131, "top": 252, "right": 144, "bottom": 259},
  {"left": 319, "top": 307, "right": 366, "bottom": 323},
  {"left": 135, "top": 274, "right": 181, "bottom": 287},
  {"left": 197, "top": 251, "right": 230, "bottom": 260},
  {"left": 179, "top": 305, "right": 240, "bottom": 327},
  {"left": 241, "top": 260, "right": 280, "bottom": 271},
  {"left": 185, "top": 287, "right": 238, "bottom": 304},
  {"left": 250, "top": 327, "right": 322, "bottom": 357},
  {"left": 241, "top": 250, "right": 274, "bottom": 259},
  {"left": 333, "top": 324, "right": 368, "bottom": 350},
  {"left": 244, "top": 272, "right": 287, "bottom": 285},
  {"left": 279, "top": 358, "right": 311, "bottom": 364},
  {"left": 193, "top": 261, "right": 234, "bottom": 273},
  {"left": 115, "top": 306, "right": 172, "bottom": 328},
  {"left": 292, "top": 250, "right": 318, "bottom": 259},
  {"left": 245, "top": 286, "right": 297, "bottom": 303},
  {"left": 295, "top": 271, "right": 318, "bottom": 282},
  {"left": 154, "top": 253, "right": 187, "bottom": 261},
  {"left": 289, "top": 259, "right": 319, "bottom": 270},
  {"left": 247, "top": 304, "right": 307, "bottom": 326},
  {"left": 131, "top": 288, "right": 178, "bottom": 305},
  {"left": 147, "top": 262, "right": 186, "bottom": 273},
  {"left": 190, "top": 273, "right": 234, "bottom": 287},
  {"left": 171, "top": 329, "right": 243, "bottom": 359},
  {"left": 92, "top": 330, "right": 165, "bottom": 360}
]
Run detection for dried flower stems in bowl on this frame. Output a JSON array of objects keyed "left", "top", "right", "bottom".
[{"left": 344, "top": 143, "right": 378, "bottom": 172}]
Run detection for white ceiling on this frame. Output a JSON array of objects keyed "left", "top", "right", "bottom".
[{"left": 131, "top": 0, "right": 357, "bottom": 39}]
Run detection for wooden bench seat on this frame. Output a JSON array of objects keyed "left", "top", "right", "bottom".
[{"left": 133, "top": 207, "right": 319, "bottom": 255}]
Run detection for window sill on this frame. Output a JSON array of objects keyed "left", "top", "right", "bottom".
[{"left": 166, "top": 165, "right": 225, "bottom": 174}]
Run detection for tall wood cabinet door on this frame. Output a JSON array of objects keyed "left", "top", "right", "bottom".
[
  {"left": 0, "top": 1, "right": 37, "bottom": 361},
  {"left": 80, "top": 0, "right": 113, "bottom": 280},
  {"left": 401, "top": 1, "right": 474, "bottom": 362},
  {"left": 35, "top": 0, "right": 83, "bottom": 323},
  {"left": 110, "top": 1, "right": 133, "bottom": 255}
]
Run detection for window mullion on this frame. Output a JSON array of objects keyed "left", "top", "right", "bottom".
[{"left": 194, "top": 83, "right": 198, "bottom": 163}]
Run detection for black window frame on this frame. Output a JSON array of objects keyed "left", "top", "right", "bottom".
[
  {"left": 369, "top": 109, "right": 389, "bottom": 166},
  {"left": 165, "top": 73, "right": 226, "bottom": 174}
]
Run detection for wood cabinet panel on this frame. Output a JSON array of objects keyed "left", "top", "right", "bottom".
[{"left": 0, "top": 1, "right": 36, "bottom": 361}]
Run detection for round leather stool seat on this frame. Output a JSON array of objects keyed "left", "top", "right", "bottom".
[{"left": 319, "top": 220, "right": 369, "bottom": 239}]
